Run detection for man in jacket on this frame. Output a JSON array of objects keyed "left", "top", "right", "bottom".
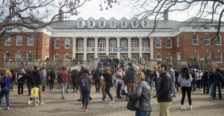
[
  {"left": 212, "top": 68, "right": 223, "bottom": 100},
  {"left": 58, "top": 67, "right": 69, "bottom": 99},
  {"left": 168, "top": 65, "right": 176, "bottom": 97},
  {"left": 32, "top": 65, "right": 43, "bottom": 106},
  {"left": 158, "top": 63, "right": 172, "bottom": 116},
  {"left": 125, "top": 63, "right": 135, "bottom": 99}
]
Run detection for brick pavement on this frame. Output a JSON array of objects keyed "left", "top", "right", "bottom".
[{"left": 0, "top": 87, "right": 224, "bottom": 116}]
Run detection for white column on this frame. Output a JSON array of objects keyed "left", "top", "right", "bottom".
[
  {"left": 106, "top": 37, "right": 109, "bottom": 56},
  {"left": 139, "top": 37, "right": 143, "bottom": 58},
  {"left": 128, "top": 37, "right": 131, "bottom": 59},
  {"left": 83, "top": 37, "right": 87, "bottom": 61},
  {"left": 72, "top": 37, "right": 76, "bottom": 59},
  {"left": 117, "top": 37, "right": 120, "bottom": 59},
  {"left": 150, "top": 37, "right": 154, "bottom": 60},
  {"left": 94, "top": 37, "right": 98, "bottom": 59}
]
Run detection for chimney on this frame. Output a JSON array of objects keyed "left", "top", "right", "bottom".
[
  {"left": 163, "top": 9, "right": 169, "bottom": 21},
  {"left": 59, "top": 9, "right": 64, "bottom": 21}
]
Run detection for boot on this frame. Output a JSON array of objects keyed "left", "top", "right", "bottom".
[
  {"left": 84, "top": 105, "right": 88, "bottom": 112},
  {"left": 81, "top": 104, "right": 85, "bottom": 109}
]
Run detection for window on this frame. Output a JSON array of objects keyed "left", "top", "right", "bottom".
[
  {"left": 27, "top": 35, "right": 34, "bottom": 46},
  {"left": 100, "top": 21, "right": 105, "bottom": 27},
  {"left": 192, "top": 34, "right": 198, "bottom": 45},
  {"left": 5, "top": 37, "right": 11, "bottom": 46},
  {"left": 132, "top": 20, "right": 137, "bottom": 28},
  {"left": 156, "top": 39, "right": 161, "bottom": 48},
  {"left": 216, "top": 51, "right": 222, "bottom": 62},
  {"left": 110, "top": 21, "right": 115, "bottom": 27},
  {"left": 27, "top": 52, "right": 33, "bottom": 61},
  {"left": 121, "top": 21, "right": 126, "bottom": 28},
  {"left": 54, "top": 54, "right": 60, "bottom": 60},
  {"left": 78, "top": 40, "right": 84, "bottom": 51},
  {"left": 45, "top": 52, "right": 49, "bottom": 60},
  {"left": 89, "top": 21, "right": 94, "bottom": 27},
  {"left": 16, "top": 35, "right": 23, "bottom": 46},
  {"left": 166, "top": 54, "right": 172, "bottom": 61},
  {"left": 204, "top": 34, "right": 210, "bottom": 45},
  {"left": 64, "top": 54, "right": 70, "bottom": 59},
  {"left": 143, "top": 20, "right": 147, "bottom": 27},
  {"left": 46, "top": 37, "right": 49, "bottom": 47},
  {"left": 205, "top": 51, "right": 211, "bottom": 60},
  {"left": 110, "top": 40, "right": 117, "bottom": 51},
  {"left": 156, "top": 54, "right": 162, "bottom": 60},
  {"left": 193, "top": 51, "right": 199, "bottom": 60},
  {"left": 215, "top": 35, "right": 221, "bottom": 45},
  {"left": 166, "top": 39, "right": 172, "bottom": 48},
  {"left": 15, "top": 52, "right": 22, "bottom": 61},
  {"left": 65, "top": 39, "right": 70, "bottom": 49},
  {"left": 78, "top": 21, "right": 82, "bottom": 27},
  {"left": 54, "top": 39, "right": 60, "bottom": 48},
  {"left": 99, "top": 40, "right": 106, "bottom": 51},
  {"left": 177, "top": 37, "right": 180, "bottom": 47},
  {"left": 4, "top": 51, "right": 10, "bottom": 60}
]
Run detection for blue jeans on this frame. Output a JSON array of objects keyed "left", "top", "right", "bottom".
[
  {"left": 81, "top": 88, "right": 90, "bottom": 106},
  {"left": 102, "top": 86, "right": 113, "bottom": 101},
  {"left": 0, "top": 87, "right": 10, "bottom": 107},
  {"left": 95, "top": 80, "right": 100, "bottom": 92},
  {"left": 171, "top": 81, "right": 176, "bottom": 96},
  {"left": 212, "top": 84, "right": 222, "bottom": 99},
  {"left": 136, "top": 111, "right": 151, "bottom": 116}
]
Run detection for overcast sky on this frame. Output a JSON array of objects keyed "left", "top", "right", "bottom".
[{"left": 70, "top": 0, "right": 209, "bottom": 21}]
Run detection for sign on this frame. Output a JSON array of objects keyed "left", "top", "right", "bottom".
[{"left": 113, "top": 47, "right": 125, "bottom": 52}]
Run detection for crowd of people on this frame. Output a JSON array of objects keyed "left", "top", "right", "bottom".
[{"left": 0, "top": 57, "right": 224, "bottom": 116}]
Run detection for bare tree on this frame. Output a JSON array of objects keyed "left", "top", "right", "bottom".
[
  {"left": 0, "top": 0, "right": 117, "bottom": 44},
  {"left": 131, "top": 0, "right": 224, "bottom": 39}
]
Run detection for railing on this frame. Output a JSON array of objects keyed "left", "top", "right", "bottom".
[
  {"left": 77, "top": 47, "right": 84, "bottom": 52},
  {"left": 142, "top": 47, "right": 150, "bottom": 52},
  {"left": 98, "top": 47, "right": 106, "bottom": 51},
  {"left": 88, "top": 47, "right": 95, "bottom": 52}
]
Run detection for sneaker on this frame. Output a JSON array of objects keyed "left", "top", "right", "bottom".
[
  {"left": 6, "top": 107, "right": 10, "bottom": 110},
  {"left": 180, "top": 105, "right": 185, "bottom": 110},
  {"left": 110, "top": 100, "right": 114, "bottom": 104},
  {"left": 28, "top": 100, "right": 32, "bottom": 105},
  {"left": 0, "top": 107, "right": 2, "bottom": 110},
  {"left": 41, "top": 102, "right": 44, "bottom": 105},
  {"left": 34, "top": 104, "right": 38, "bottom": 107},
  {"left": 84, "top": 109, "right": 88, "bottom": 112},
  {"left": 189, "top": 105, "right": 192, "bottom": 110}
]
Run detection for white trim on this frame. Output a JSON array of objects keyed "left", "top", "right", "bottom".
[
  {"left": 5, "top": 37, "right": 11, "bottom": 46},
  {"left": 131, "top": 19, "right": 138, "bottom": 28},
  {"left": 64, "top": 53, "right": 70, "bottom": 59},
  {"left": 156, "top": 53, "right": 162, "bottom": 60},
  {"left": 46, "top": 37, "right": 49, "bottom": 48},
  {"left": 54, "top": 53, "right": 60, "bottom": 60},
  {"left": 27, "top": 35, "right": 34, "bottom": 46},
  {"left": 192, "top": 34, "right": 198, "bottom": 45},
  {"left": 166, "top": 38, "right": 172, "bottom": 48},
  {"left": 54, "top": 39, "right": 60, "bottom": 49},
  {"left": 156, "top": 38, "right": 162, "bottom": 48},
  {"left": 15, "top": 51, "right": 22, "bottom": 61},
  {"left": 110, "top": 20, "right": 116, "bottom": 28},
  {"left": 204, "top": 33, "right": 210, "bottom": 45},
  {"left": 4, "top": 51, "right": 10, "bottom": 61},
  {"left": 64, "top": 38, "right": 71, "bottom": 49},
  {"left": 121, "top": 20, "right": 127, "bottom": 28},
  {"left": 16, "top": 35, "right": 23, "bottom": 46},
  {"left": 192, "top": 51, "right": 199, "bottom": 60},
  {"left": 216, "top": 51, "right": 222, "bottom": 63},
  {"left": 27, "top": 51, "right": 33, "bottom": 60},
  {"left": 215, "top": 34, "right": 222, "bottom": 45}
]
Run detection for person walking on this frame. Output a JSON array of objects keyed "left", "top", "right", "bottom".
[
  {"left": 212, "top": 68, "right": 223, "bottom": 100},
  {"left": 71, "top": 69, "right": 79, "bottom": 93},
  {"left": 178, "top": 67, "right": 192, "bottom": 110},
  {"left": 129, "top": 71, "right": 152, "bottom": 116},
  {"left": 49, "top": 70, "right": 56, "bottom": 91},
  {"left": 125, "top": 63, "right": 136, "bottom": 100},
  {"left": 157, "top": 63, "right": 172, "bottom": 116},
  {"left": 115, "top": 67, "right": 123, "bottom": 99},
  {"left": 102, "top": 67, "right": 114, "bottom": 103},
  {"left": 32, "top": 65, "right": 43, "bottom": 106},
  {"left": 0, "top": 69, "right": 12, "bottom": 110},
  {"left": 168, "top": 65, "right": 176, "bottom": 97},
  {"left": 79, "top": 69, "right": 93, "bottom": 112},
  {"left": 17, "top": 69, "right": 26, "bottom": 96},
  {"left": 58, "top": 67, "right": 70, "bottom": 100}
]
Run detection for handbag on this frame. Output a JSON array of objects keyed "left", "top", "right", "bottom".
[{"left": 126, "top": 99, "right": 139, "bottom": 111}]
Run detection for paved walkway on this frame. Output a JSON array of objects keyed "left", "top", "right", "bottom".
[{"left": 0, "top": 87, "right": 224, "bottom": 116}]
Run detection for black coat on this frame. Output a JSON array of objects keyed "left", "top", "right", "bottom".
[
  {"left": 157, "top": 72, "right": 172, "bottom": 102},
  {"left": 103, "top": 73, "right": 113, "bottom": 87},
  {"left": 125, "top": 67, "right": 135, "bottom": 84}
]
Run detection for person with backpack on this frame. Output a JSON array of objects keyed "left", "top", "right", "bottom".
[
  {"left": 79, "top": 69, "right": 93, "bottom": 112},
  {"left": 58, "top": 67, "right": 70, "bottom": 100},
  {"left": 0, "top": 69, "right": 12, "bottom": 110}
]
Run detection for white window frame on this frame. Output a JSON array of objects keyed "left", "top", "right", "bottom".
[
  {"left": 5, "top": 37, "right": 11, "bottom": 46},
  {"left": 88, "top": 20, "right": 95, "bottom": 28},
  {"left": 54, "top": 53, "right": 60, "bottom": 60},
  {"left": 110, "top": 20, "right": 116, "bottom": 28},
  {"left": 177, "top": 37, "right": 180, "bottom": 47},
  {"left": 132, "top": 20, "right": 138, "bottom": 28},
  {"left": 27, "top": 35, "right": 34, "bottom": 46},
  {"left": 27, "top": 51, "right": 33, "bottom": 61},
  {"left": 46, "top": 37, "right": 49, "bottom": 48},
  {"left": 192, "top": 34, "right": 198, "bottom": 45},
  {"left": 156, "top": 38, "right": 161, "bottom": 48},
  {"left": 78, "top": 21, "right": 83, "bottom": 28},
  {"left": 4, "top": 51, "right": 10, "bottom": 61},
  {"left": 99, "top": 20, "right": 105, "bottom": 28},
  {"left": 192, "top": 51, "right": 199, "bottom": 60},
  {"left": 204, "top": 34, "right": 210, "bottom": 45},
  {"left": 166, "top": 54, "right": 172, "bottom": 61},
  {"left": 64, "top": 39, "right": 70, "bottom": 49},
  {"left": 64, "top": 53, "right": 70, "bottom": 59},
  {"left": 216, "top": 51, "right": 222, "bottom": 63},
  {"left": 143, "top": 20, "right": 148, "bottom": 27},
  {"left": 54, "top": 39, "right": 60, "bottom": 49},
  {"left": 166, "top": 38, "right": 172, "bottom": 48},
  {"left": 15, "top": 51, "right": 22, "bottom": 61},
  {"left": 205, "top": 51, "right": 211, "bottom": 60},
  {"left": 16, "top": 35, "right": 23, "bottom": 46},
  {"left": 45, "top": 52, "right": 49, "bottom": 60},
  {"left": 121, "top": 20, "right": 127, "bottom": 28},
  {"left": 215, "top": 34, "right": 222, "bottom": 45}
]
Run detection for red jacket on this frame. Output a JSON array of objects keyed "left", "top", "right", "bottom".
[{"left": 58, "top": 70, "right": 69, "bottom": 83}]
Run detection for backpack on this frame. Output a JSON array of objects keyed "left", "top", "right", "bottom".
[{"left": 81, "top": 76, "right": 90, "bottom": 91}]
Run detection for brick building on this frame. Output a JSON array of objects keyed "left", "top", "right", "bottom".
[{"left": 0, "top": 17, "right": 224, "bottom": 68}]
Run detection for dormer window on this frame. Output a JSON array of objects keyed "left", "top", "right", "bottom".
[
  {"left": 78, "top": 21, "right": 83, "bottom": 28},
  {"left": 121, "top": 20, "right": 127, "bottom": 28},
  {"left": 88, "top": 20, "right": 95, "bottom": 28},
  {"left": 132, "top": 20, "right": 138, "bottom": 28},
  {"left": 144, "top": 20, "right": 147, "bottom": 26},
  {"left": 110, "top": 21, "right": 116, "bottom": 28},
  {"left": 90, "top": 21, "right": 93, "bottom": 27},
  {"left": 100, "top": 21, "right": 105, "bottom": 28}
]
